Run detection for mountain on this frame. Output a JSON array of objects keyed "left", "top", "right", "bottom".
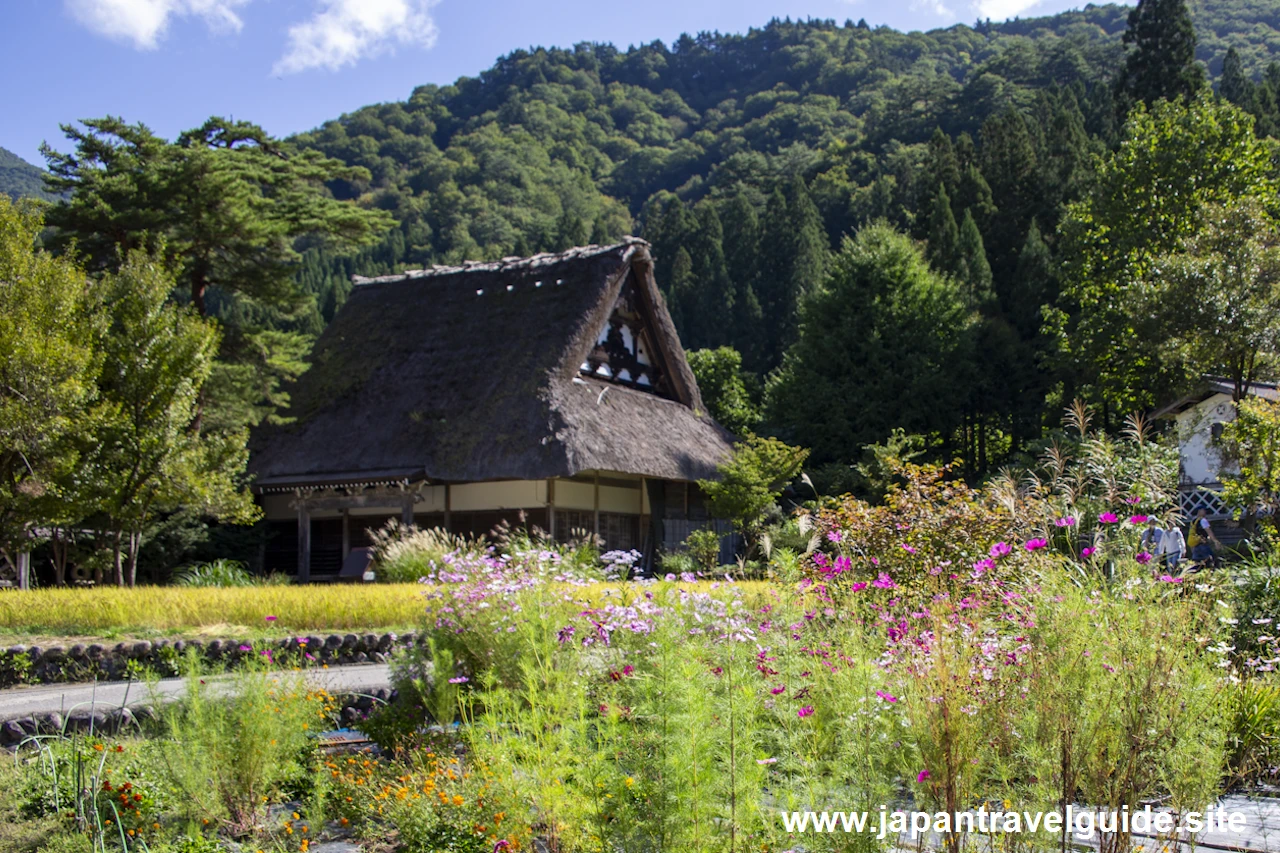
[
  {"left": 288, "top": 1, "right": 1280, "bottom": 317},
  {"left": 0, "top": 146, "right": 55, "bottom": 201}
]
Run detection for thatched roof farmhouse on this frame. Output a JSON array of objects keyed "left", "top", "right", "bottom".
[{"left": 250, "top": 238, "right": 735, "bottom": 580}]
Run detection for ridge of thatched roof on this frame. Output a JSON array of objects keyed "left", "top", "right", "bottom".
[{"left": 249, "top": 238, "right": 734, "bottom": 490}]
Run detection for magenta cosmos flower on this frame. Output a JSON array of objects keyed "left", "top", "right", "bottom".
[
  {"left": 1025, "top": 538, "right": 1048, "bottom": 551},
  {"left": 797, "top": 706, "right": 814, "bottom": 718},
  {"left": 826, "top": 530, "right": 842, "bottom": 543},
  {"left": 1129, "top": 515, "right": 1150, "bottom": 524},
  {"left": 990, "top": 541, "right": 1012, "bottom": 559},
  {"left": 1082, "top": 547, "right": 1096, "bottom": 558},
  {"left": 917, "top": 770, "right": 931, "bottom": 782},
  {"left": 1136, "top": 552, "right": 1153, "bottom": 564},
  {"left": 1099, "top": 512, "right": 1119, "bottom": 524},
  {"left": 1055, "top": 516, "right": 1077, "bottom": 527}
]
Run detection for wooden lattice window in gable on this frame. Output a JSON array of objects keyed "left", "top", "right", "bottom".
[{"left": 580, "top": 275, "right": 673, "bottom": 398}]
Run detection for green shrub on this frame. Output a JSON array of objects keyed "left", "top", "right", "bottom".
[
  {"left": 683, "top": 527, "right": 722, "bottom": 572},
  {"left": 370, "top": 520, "right": 473, "bottom": 583},
  {"left": 170, "top": 559, "right": 256, "bottom": 588},
  {"left": 151, "top": 655, "right": 332, "bottom": 834}
]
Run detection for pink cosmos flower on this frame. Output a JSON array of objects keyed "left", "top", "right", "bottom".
[
  {"left": 875, "top": 690, "right": 898, "bottom": 703},
  {"left": 917, "top": 770, "right": 930, "bottom": 782},
  {"left": 1135, "top": 552, "right": 1153, "bottom": 564},
  {"left": 1099, "top": 512, "right": 1119, "bottom": 524},
  {"left": 1055, "top": 517, "right": 1077, "bottom": 527},
  {"left": 1129, "top": 515, "right": 1149, "bottom": 524},
  {"left": 1082, "top": 547, "right": 1096, "bottom": 558},
  {"left": 990, "top": 542, "right": 1012, "bottom": 559},
  {"left": 622, "top": 664, "right": 634, "bottom": 676},
  {"left": 1025, "top": 538, "right": 1048, "bottom": 551},
  {"left": 827, "top": 530, "right": 842, "bottom": 543},
  {"left": 872, "top": 573, "right": 897, "bottom": 590},
  {"left": 1159, "top": 575, "right": 1184, "bottom": 584},
  {"left": 265, "top": 615, "right": 277, "bottom": 622},
  {"left": 771, "top": 685, "right": 786, "bottom": 695},
  {"left": 900, "top": 543, "right": 917, "bottom": 554},
  {"left": 849, "top": 582, "right": 868, "bottom": 592},
  {"left": 238, "top": 645, "right": 252, "bottom": 652},
  {"left": 1126, "top": 496, "right": 1142, "bottom": 505},
  {"left": 449, "top": 676, "right": 469, "bottom": 684},
  {"left": 797, "top": 706, "right": 814, "bottom": 718},
  {"left": 972, "top": 558, "right": 995, "bottom": 573}
]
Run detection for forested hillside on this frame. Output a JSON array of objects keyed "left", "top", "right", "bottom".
[{"left": 0, "top": 146, "right": 55, "bottom": 201}]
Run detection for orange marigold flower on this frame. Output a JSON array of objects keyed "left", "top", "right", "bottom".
[
  {"left": 452, "top": 795, "right": 465, "bottom": 806},
  {"left": 93, "top": 743, "right": 104, "bottom": 751}
]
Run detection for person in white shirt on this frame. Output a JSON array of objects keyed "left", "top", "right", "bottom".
[{"left": 1159, "top": 519, "right": 1186, "bottom": 572}]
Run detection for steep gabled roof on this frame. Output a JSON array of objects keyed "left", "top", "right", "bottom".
[{"left": 249, "top": 238, "right": 734, "bottom": 490}]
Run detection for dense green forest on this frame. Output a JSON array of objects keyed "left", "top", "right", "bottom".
[{"left": 0, "top": 146, "right": 55, "bottom": 201}]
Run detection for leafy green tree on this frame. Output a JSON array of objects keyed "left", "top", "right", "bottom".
[
  {"left": 766, "top": 222, "right": 970, "bottom": 464},
  {"left": 699, "top": 434, "right": 809, "bottom": 538},
  {"left": 687, "top": 347, "right": 761, "bottom": 436},
  {"left": 1114, "top": 0, "right": 1205, "bottom": 109},
  {"left": 1149, "top": 202, "right": 1280, "bottom": 400},
  {"left": 0, "top": 197, "right": 102, "bottom": 568},
  {"left": 1054, "top": 94, "right": 1274, "bottom": 415},
  {"left": 1221, "top": 398, "right": 1280, "bottom": 531},
  {"left": 83, "top": 253, "right": 258, "bottom": 586},
  {"left": 42, "top": 117, "right": 394, "bottom": 431}
]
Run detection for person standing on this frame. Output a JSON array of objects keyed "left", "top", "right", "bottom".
[
  {"left": 1159, "top": 519, "right": 1186, "bottom": 573},
  {"left": 1139, "top": 518, "right": 1164, "bottom": 555},
  {"left": 1188, "top": 508, "right": 1220, "bottom": 567}
]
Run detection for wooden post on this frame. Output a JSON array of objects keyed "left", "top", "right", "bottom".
[
  {"left": 593, "top": 472, "right": 601, "bottom": 543},
  {"left": 297, "top": 503, "right": 311, "bottom": 584},
  {"left": 16, "top": 550, "right": 30, "bottom": 591},
  {"left": 547, "top": 478, "right": 557, "bottom": 541},
  {"left": 401, "top": 497, "right": 414, "bottom": 526},
  {"left": 444, "top": 484, "right": 452, "bottom": 532},
  {"left": 341, "top": 508, "right": 350, "bottom": 559}
]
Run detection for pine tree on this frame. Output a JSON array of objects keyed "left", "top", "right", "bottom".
[
  {"left": 1220, "top": 47, "right": 1253, "bottom": 107},
  {"left": 1115, "top": 0, "right": 1205, "bottom": 109},
  {"left": 927, "top": 184, "right": 960, "bottom": 272},
  {"left": 720, "top": 192, "right": 764, "bottom": 368},
  {"left": 957, "top": 208, "right": 994, "bottom": 309},
  {"left": 1011, "top": 219, "right": 1054, "bottom": 339}
]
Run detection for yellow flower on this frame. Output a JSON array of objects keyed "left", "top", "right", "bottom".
[
  {"left": 453, "top": 795, "right": 465, "bottom": 806},
  {"left": 624, "top": 777, "right": 634, "bottom": 788}
]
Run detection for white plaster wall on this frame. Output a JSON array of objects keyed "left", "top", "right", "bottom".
[
  {"left": 599, "top": 484, "right": 643, "bottom": 514},
  {"left": 449, "top": 480, "right": 547, "bottom": 511},
  {"left": 1176, "top": 394, "right": 1239, "bottom": 485},
  {"left": 555, "top": 480, "right": 595, "bottom": 511}
]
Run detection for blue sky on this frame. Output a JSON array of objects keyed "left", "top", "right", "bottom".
[{"left": 1, "top": 0, "right": 1088, "bottom": 166}]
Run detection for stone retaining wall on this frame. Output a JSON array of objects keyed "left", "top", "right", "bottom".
[
  {"left": 0, "top": 632, "right": 418, "bottom": 688},
  {"left": 0, "top": 687, "right": 400, "bottom": 747}
]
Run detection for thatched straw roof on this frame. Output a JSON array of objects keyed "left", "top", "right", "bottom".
[{"left": 249, "top": 238, "right": 734, "bottom": 490}]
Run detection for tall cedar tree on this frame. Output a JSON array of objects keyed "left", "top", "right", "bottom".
[
  {"left": 1115, "top": 0, "right": 1206, "bottom": 109},
  {"left": 766, "top": 222, "right": 969, "bottom": 464},
  {"left": 756, "top": 177, "right": 828, "bottom": 372},
  {"left": 927, "top": 185, "right": 960, "bottom": 272}
]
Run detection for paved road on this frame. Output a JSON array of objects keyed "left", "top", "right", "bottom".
[{"left": 0, "top": 663, "right": 392, "bottom": 721}]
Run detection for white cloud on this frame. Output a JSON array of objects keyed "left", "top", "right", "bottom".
[
  {"left": 273, "top": 0, "right": 440, "bottom": 75},
  {"left": 65, "top": 0, "right": 251, "bottom": 49},
  {"left": 973, "top": 0, "right": 1043, "bottom": 20}
]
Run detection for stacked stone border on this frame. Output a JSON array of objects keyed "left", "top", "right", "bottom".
[
  {"left": 0, "top": 631, "right": 418, "bottom": 688},
  {"left": 0, "top": 688, "right": 399, "bottom": 747}
]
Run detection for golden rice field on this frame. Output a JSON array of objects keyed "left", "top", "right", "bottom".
[
  {"left": 0, "top": 580, "right": 771, "bottom": 639},
  {"left": 0, "top": 583, "right": 430, "bottom": 637}
]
